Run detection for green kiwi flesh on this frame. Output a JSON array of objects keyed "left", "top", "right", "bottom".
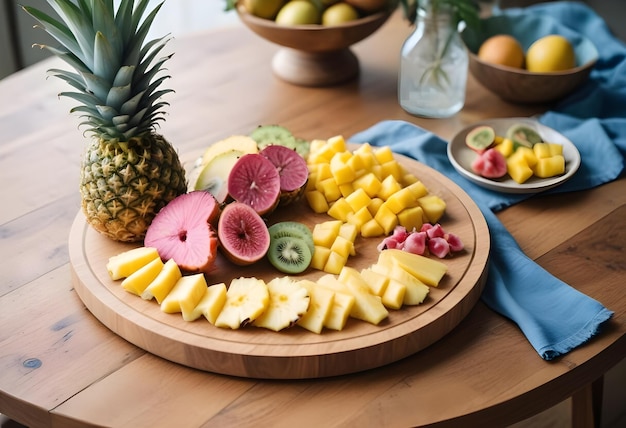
[{"left": 267, "top": 236, "right": 312, "bottom": 274}]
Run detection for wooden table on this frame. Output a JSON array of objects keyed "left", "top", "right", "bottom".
[{"left": 1, "top": 11, "right": 624, "bottom": 428}]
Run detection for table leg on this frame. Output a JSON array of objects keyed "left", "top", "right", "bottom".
[{"left": 571, "top": 376, "right": 604, "bottom": 428}]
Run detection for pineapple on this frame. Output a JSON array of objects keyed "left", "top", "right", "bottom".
[
  {"left": 215, "top": 277, "right": 270, "bottom": 330},
  {"left": 23, "top": 0, "right": 187, "bottom": 242},
  {"left": 253, "top": 277, "right": 310, "bottom": 332}
]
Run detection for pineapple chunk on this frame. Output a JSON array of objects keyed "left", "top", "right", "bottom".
[
  {"left": 310, "top": 245, "right": 331, "bottom": 271},
  {"left": 373, "top": 146, "right": 395, "bottom": 164},
  {"left": 382, "top": 279, "right": 407, "bottom": 310},
  {"left": 338, "top": 183, "right": 354, "bottom": 198},
  {"left": 405, "top": 180, "right": 428, "bottom": 199},
  {"left": 305, "top": 190, "right": 329, "bottom": 214},
  {"left": 107, "top": 246, "right": 160, "bottom": 280},
  {"left": 494, "top": 138, "right": 514, "bottom": 158},
  {"left": 121, "top": 257, "right": 164, "bottom": 296},
  {"left": 215, "top": 277, "right": 269, "bottom": 329},
  {"left": 339, "top": 222, "right": 358, "bottom": 243},
  {"left": 316, "top": 163, "right": 333, "bottom": 181},
  {"left": 253, "top": 277, "right": 310, "bottom": 332},
  {"left": 296, "top": 280, "right": 335, "bottom": 334},
  {"left": 548, "top": 143, "right": 563, "bottom": 156},
  {"left": 330, "top": 235, "right": 354, "bottom": 260},
  {"left": 337, "top": 267, "right": 389, "bottom": 325},
  {"left": 327, "top": 135, "right": 347, "bottom": 153},
  {"left": 516, "top": 146, "right": 538, "bottom": 168},
  {"left": 323, "top": 289, "right": 355, "bottom": 331},
  {"left": 346, "top": 206, "right": 373, "bottom": 230},
  {"left": 367, "top": 197, "right": 384, "bottom": 216},
  {"left": 359, "top": 267, "right": 389, "bottom": 296},
  {"left": 141, "top": 258, "right": 182, "bottom": 303},
  {"left": 418, "top": 195, "right": 447, "bottom": 223},
  {"left": 190, "top": 282, "right": 227, "bottom": 324},
  {"left": 161, "top": 273, "right": 208, "bottom": 321},
  {"left": 507, "top": 153, "right": 534, "bottom": 184},
  {"left": 378, "top": 249, "right": 447, "bottom": 287},
  {"left": 533, "top": 142, "right": 552, "bottom": 159},
  {"left": 380, "top": 160, "right": 403, "bottom": 181},
  {"left": 318, "top": 177, "right": 341, "bottom": 202},
  {"left": 371, "top": 261, "right": 429, "bottom": 305}
]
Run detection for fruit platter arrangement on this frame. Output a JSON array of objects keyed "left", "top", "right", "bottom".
[{"left": 27, "top": 0, "right": 489, "bottom": 379}]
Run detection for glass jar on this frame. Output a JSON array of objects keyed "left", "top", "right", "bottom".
[{"left": 398, "top": 0, "right": 469, "bottom": 118}]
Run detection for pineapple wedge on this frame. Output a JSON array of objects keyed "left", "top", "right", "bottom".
[
  {"left": 141, "top": 258, "right": 182, "bottom": 303},
  {"left": 297, "top": 280, "right": 335, "bottom": 334},
  {"left": 253, "top": 277, "right": 310, "bottom": 332},
  {"left": 189, "top": 283, "right": 228, "bottom": 324},
  {"left": 161, "top": 274, "right": 208, "bottom": 321},
  {"left": 121, "top": 257, "right": 164, "bottom": 296},
  {"left": 107, "top": 247, "right": 160, "bottom": 280},
  {"left": 371, "top": 261, "right": 429, "bottom": 305},
  {"left": 215, "top": 277, "right": 269, "bottom": 329},
  {"left": 378, "top": 249, "right": 447, "bottom": 287}
]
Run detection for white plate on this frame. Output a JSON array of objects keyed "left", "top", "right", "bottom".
[{"left": 447, "top": 117, "right": 581, "bottom": 194}]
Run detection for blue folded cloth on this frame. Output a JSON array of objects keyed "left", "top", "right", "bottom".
[{"left": 350, "top": 1, "right": 624, "bottom": 360}]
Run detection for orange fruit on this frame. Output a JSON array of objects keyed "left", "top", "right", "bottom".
[
  {"left": 477, "top": 34, "right": 525, "bottom": 69},
  {"left": 526, "top": 35, "right": 576, "bottom": 72}
]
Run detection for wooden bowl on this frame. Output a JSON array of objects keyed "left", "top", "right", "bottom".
[
  {"left": 236, "top": 2, "right": 394, "bottom": 86},
  {"left": 461, "top": 13, "right": 598, "bottom": 104}
]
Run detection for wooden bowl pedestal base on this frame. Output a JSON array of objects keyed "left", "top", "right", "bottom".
[{"left": 272, "top": 48, "right": 360, "bottom": 86}]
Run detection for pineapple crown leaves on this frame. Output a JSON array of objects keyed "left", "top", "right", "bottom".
[{"left": 22, "top": 0, "right": 174, "bottom": 142}]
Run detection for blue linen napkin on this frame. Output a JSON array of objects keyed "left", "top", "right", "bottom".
[{"left": 350, "top": 1, "right": 624, "bottom": 360}]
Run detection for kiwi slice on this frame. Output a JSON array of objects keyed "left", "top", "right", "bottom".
[
  {"left": 269, "top": 221, "right": 315, "bottom": 255},
  {"left": 465, "top": 125, "right": 496, "bottom": 153},
  {"left": 506, "top": 123, "right": 543, "bottom": 149},
  {"left": 267, "top": 236, "right": 312, "bottom": 274},
  {"left": 250, "top": 125, "right": 298, "bottom": 150}
]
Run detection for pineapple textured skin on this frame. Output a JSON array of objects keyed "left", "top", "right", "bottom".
[
  {"left": 23, "top": 0, "right": 188, "bottom": 242},
  {"left": 81, "top": 134, "right": 187, "bottom": 242}
]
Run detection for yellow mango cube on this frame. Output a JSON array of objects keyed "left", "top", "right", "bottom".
[
  {"left": 406, "top": 180, "right": 428, "bottom": 199},
  {"left": 418, "top": 194, "right": 447, "bottom": 223},
  {"left": 310, "top": 245, "right": 331, "bottom": 271},
  {"left": 305, "top": 190, "right": 330, "bottom": 214},
  {"left": 401, "top": 173, "right": 419, "bottom": 186},
  {"left": 316, "top": 277, "right": 355, "bottom": 331},
  {"left": 318, "top": 177, "right": 341, "bottom": 202},
  {"left": 327, "top": 197, "right": 353, "bottom": 222},
  {"left": 377, "top": 175, "right": 402, "bottom": 200},
  {"left": 312, "top": 221, "right": 342, "bottom": 247},
  {"left": 367, "top": 197, "right": 384, "bottom": 216},
  {"left": 507, "top": 154, "right": 534, "bottom": 184},
  {"left": 516, "top": 146, "right": 538, "bottom": 168},
  {"left": 494, "top": 138, "right": 514, "bottom": 158},
  {"left": 374, "top": 146, "right": 395, "bottom": 164},
  {"left": 353, "top": 150, "right": 375, "bottom": 170},
  {"left": 338, "top": 266, "right": 389, "bottom": 325},
  {"left": 548, "top": 143, "right": 563, "bottom": 156},
  {"left": 345, "top": 188, "right": 372, "bottom": 212},
  {"left": 354, "top": 142, "right": 373, "bottom": 154},
  {"left": 533, "top": 142, "right": 552, "bottom": 159},
  {"left": 346, "top": 206, "right": 373, "bottom": 230},
  {"left": 383, "top": 187, "right": 417, "bottom": 214},
  {"left": 397, "top": 206, "right": 424, "bottom": 232},
  {"left": 374, "top": 203, "right": 399, "bottom": 235},
  {"left": 338, "top": 183, "right": 354, "bottom": 198},
  {"left": 352, "top": 172, "right": 382, "bottom": 197},
  {"left": 360, "top": 218, "right": 385, "bottom": 237},
  {"left": 330, "top": 235, "right": 354, "bottom": 259},
  {"left": 309, "top": 139, "right": 327, "bottom": 153},
  {"left": 533, "top": 155, "right": 565, "bottom": 178},
  {"left": 327, "top": 135, "right": 347, "bottom": 153},
  {"left": 380, "top": 160, "right": 403, "bottom": 181},
  {"left": 339, "top": 222, "right": 358, "bottom": 243},
  {"left": 330, "top": 152, "right": 355, "bottom": 185}
]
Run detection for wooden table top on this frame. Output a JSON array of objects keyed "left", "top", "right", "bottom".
[{"left": 1, "top": 11, "right": 624, "bottom": 428}]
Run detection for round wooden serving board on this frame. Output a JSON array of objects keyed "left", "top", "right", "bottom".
[{"left": 69, "top": 152, "right": 490, "bottom": 379}]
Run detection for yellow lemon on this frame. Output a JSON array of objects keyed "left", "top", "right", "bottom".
[
  {"left": 526, "top": 35, "right": 576, "bottom": 72},
  {"left": 243, "top": 0, "right": 285, "bottom": 20},
  {"left": 275, "top": 0, "right": 320, "bottom": 25},
  {"left": 477, "top": 34, "right": 525, "bottom": 69},
  {"left": 322, "top": 3, "right": 359, "bottom": 26}
]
